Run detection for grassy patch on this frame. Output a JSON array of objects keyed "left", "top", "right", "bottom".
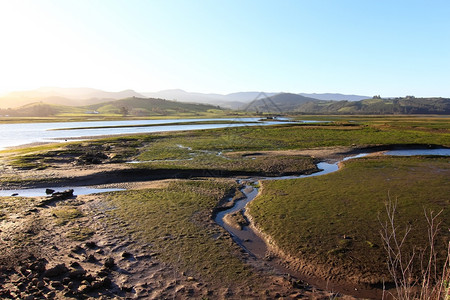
[
  {"left": 52, "top": 206, "right": 83, "bottom": 225},
  {"left": 104, "top": 179, "right": 256, "bottom": 284},
  {"left": 67, "top": 226, "right": 94, "bottom": 241},
  {"left": 249, "top": 156, "right": 450, "bottom": 284}
]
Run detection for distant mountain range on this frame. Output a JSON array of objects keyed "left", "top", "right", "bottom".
[
  {"left": 0, "top": 87, "right": 145, "bottom": 108},
  {"left": 0, "top": 87, "right": 370, "bottom": 109},
  {"left": 1, "top": 87, "right": 449, "bottom": 115},
  {"left": 142, "top": 89, "right": 369, "bottom": 109}
]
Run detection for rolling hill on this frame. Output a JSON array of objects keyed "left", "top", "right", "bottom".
[
  {"left": 0, "top": 97, "right": 224, "bottom": 117},
  {"left": 254, "top": 94, "right": 450, "bottom": 114}
]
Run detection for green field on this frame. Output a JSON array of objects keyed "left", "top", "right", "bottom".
[{"left": 249, "top": 156, "right": 450, "bottom": 284}]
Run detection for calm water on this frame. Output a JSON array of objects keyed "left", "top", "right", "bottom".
[
  {"left": 0, "top": 118, "right": 285, "bottom": 150},
  {"left": 0, "top": 187, "right": 124, "bottom": 197}
]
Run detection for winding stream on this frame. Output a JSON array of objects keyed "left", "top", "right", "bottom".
[{"left": 214, "top": 148, "right": 450, "bottom": 298}]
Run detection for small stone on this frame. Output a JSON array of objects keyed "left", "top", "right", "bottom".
[
  {"left": 121, "top": 285, "right": 133, "bottom": 292},
  {"left": 44, "top": 264, "right": 68, "bottom": 278},
  {"left": 104, "top": 257, "right": 115, "bottom": 269},
  {"left": 87, "top": 254, "right": 97, "bottom": 263},
  {"left": 46, "top": 291, "right": 56, "bottom": 299},
  {"left": 81, "top": 280, "right": 90, "bottom": 286},
  {"left": 71, "top": 245, "right": 83, "bottom": 253},
  {"left": 85, "top": 241, "right": 97, "bottom": 249},
  {"left": 36, "top": 281, "right": 45, "bottom": 289},
  {"left": 187, "top": 276, "right": 195, "bottom": 282},
  {"left": 20, "top": 266, "right": 30, "bottom": 276},
  {"left": 78, "top": 284, "right": 90, "bottom": 293},
  {"left": 68, "top": 268, "right": 86, "bottom": 279},
  {"left": 51, "top": 281, "right": 63, "bottom": 288}
]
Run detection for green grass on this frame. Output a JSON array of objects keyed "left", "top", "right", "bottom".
[
  {"left": 249, "top": 156, "right": 450, "bottom": 284},
  {"left": 52, "top": 206, "right": 83, "bottom": 225},
  {"left": 67, "top": 226, "right": 95, "bottom": 241},
  {"left": 104, "top": 179, "right": 256, "bottom": 284}
]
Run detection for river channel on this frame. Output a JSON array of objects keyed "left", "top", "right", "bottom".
[
  {"left": 214, "top": 148, "right": 450, "bottom": 298},
  {"left": 0, "top": 118, "right": 306, "bottom": 150}
]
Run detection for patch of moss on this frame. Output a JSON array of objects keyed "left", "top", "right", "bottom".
[
  {"left": 67, "top": 226, "right": 94, "bottom": 241},
  {"left": 52, "top": 206, "right": 83, "bottom": 225}
]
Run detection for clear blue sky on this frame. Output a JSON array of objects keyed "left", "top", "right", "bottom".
[{"left": 1, "top": 0, "right": 449, "bottom": 97}]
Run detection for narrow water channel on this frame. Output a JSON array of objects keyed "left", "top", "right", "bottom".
[{"left": 214, "top": 148, "right": 450, "bottom": 298}]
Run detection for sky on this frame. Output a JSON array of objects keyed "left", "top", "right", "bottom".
[{"left": 0, "top": 0, "right": 449, "bottom": 97}]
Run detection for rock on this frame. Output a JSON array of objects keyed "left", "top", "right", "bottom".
[
  {"left": 121, "top": 285, "right": 133, "bottom": 292},
  {"left": 121, "top": 251, "right": 132, "bottom": 258},
  {"left": 90, "top": 280, "right": 101, "bottom": 290},
  {"left": 81, "top": 279, "right": 90, "bottom": 286},
  {"left": 44, "top": 264, "right": 68, "bottom": 278},
  {"left": 187, "top": 276, "right": 195, "bottom": 282},
  {"left": 50, "top": 189, "right": 74, "bottom": 201},
  {"left": 71, "top": 245, "right": 83, "bottom": 253},
  {"left": 50, "top": 281, "right": 63, "bottom": 289},
  {"left": 68, "top": 268, "right": 86, "bottom": 279},
  {"left": 78, "top": 284, "right": 90, "bottom": 293},
  {"left": 46, "top": 291, "right": 56, "bottom": 299},
  {"left": 11, "top": 193, "right": 19, "bottom": 196},
  {"left": 45, "top": 189, "right": 55, "bottom": 195},
  {"left": 19, "top": 266, "right": 30, "bottom": 276},
  {"left": 85, "top": 241, "right": 97, "bottom": 249},
  {"left": 104, "top": 257, "right": 115, "bottom": 269},
  {"left": 30, "top": 259, "right": 47, "bottom": 274},
  {"left": 70, "top": 262, "right": 81, "bottom": 268},
  {"left": 36, "top": 281, "right": 45, "bottom": 289},
  {"left": 87, "top": 254, "right": 97, "bottom": 263}
]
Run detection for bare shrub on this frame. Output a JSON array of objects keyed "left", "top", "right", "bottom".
[{"left": 379, "top": 197, "right": 449, "bottom": 299}]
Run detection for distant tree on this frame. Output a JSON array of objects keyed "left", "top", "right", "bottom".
[
  {"left": 120, "top": 106, "right": 128, "bottom": 116},
  {"left": 373, "top": 95, "right": 382, "bottom": 99}
]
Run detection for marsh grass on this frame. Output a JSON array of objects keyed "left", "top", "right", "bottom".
[
  {"left": 52, "top": 206, "right": 83, "bottom": 225},
  {"left": 67, "top": 226, "right": 94, "bottom": 241},
  {"left": 2, "top": 116, "right": 449, "bottom": 172},
  {"left": 104, "top": 179, "right": 257, "bottom": 284},
  {"left": 249, "top": 156, "right": 450, "bottom": 284}
]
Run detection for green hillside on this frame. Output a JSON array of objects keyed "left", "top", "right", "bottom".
[
  {"left": 256, "top": 94, "right": 450, "bottom": 114},
  {"left": 0, "top": 97, "right": 224, "bottom": 118},
  {"left": 86, "top": 97, "right": 222, "bottom": 116}
]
